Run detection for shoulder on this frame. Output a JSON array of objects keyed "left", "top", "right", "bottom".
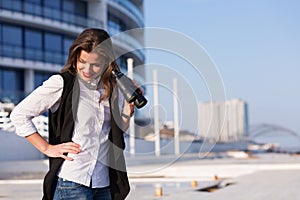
[
  {"left": 44, "top": 72, "right": 76, "bottom": 90},
  {"left": 40, "top": 74, "right": 63, "bottom": 88},
  {"left": 59, "top": 71, "right": 76, "bottom": 87},
  {"left": 60, "top": 71, "right": 75, "bottom": 79}
]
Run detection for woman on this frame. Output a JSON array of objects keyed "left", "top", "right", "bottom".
[{"left": 10, "top": 28, "right": 133, "bottom": 200}]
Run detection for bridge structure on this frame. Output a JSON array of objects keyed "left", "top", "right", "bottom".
[
  {"left": 246, "top": 123, "right": 300, "bottom": 152},
  {"left": 247, "top": 123, "right": 300, "bottom": 140}
]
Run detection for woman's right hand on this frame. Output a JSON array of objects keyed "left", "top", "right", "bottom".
[
  {"left": 44, "top": 142, "right": 81, "bottom": 161},
  {"left": 25, "top": 133, "right": 80, "bottom": 161}
]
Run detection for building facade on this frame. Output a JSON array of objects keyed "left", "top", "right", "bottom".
[
  {"left": 198, "top": 99, "right": 249, "bottom": 142},
  {"left": 0, "top": 0, "right": 145, "bottom": 103}
]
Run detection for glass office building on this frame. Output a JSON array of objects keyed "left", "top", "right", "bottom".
[{"left": 0, "top": 0, "right": 144, "bottom": 103}]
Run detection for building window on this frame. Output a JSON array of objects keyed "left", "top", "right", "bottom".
[
  {"left": 62, "top": 0, "right": 76, "bottom": 25},
  {"left": 44, "top": 33, "right": 62, "bottom": 64},
  {"left": 24, "top": 0, "right": 42, "bottom": 16},
  {"left": 108, "top": 14, "right": 127, "bottom": 32},
  {"left": 0, "top": 23, "right": 76, "bottom": 65},
  {"left": 34, "top": 71, "right": 52, "bottom": 88},
  {"left": 43, "top": 0, "right": 61, "bottom": 21},
  {"left": 0, "top": 0, "right": 22, "bottom": 12},
  {"left": 62, "top": 0, "right": 86, "bottom": 15},
  {"left": 2, "top": 25, "right": 22, "bottom": 44},
  {"left": 25, "top": 29, "right": 42, "bottom": 61},
  {"left": 2, "top": 25, "right": 23, "bottom": 58},
  {"left": 75, "top": 1, "right": 87, "bottom": 16},
  {"left": 62, "top": 0, "right": 87, "bottom": 26},
  {"left": 0, "top": 68, "right": 24, "bottom": 103},
  {"left": 63, "top": 37, "right": 73, "bottom": 63},
  {"left": 0, "top": 24, "right": 1, "bottom": 38}
]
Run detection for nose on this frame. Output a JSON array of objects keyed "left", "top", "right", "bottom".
[{"left": 82, "top": 63, "right": 94, "bottom": 73}]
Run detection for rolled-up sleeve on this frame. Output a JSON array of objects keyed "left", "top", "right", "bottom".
[{"left": 10, "top": 75, "right": 63, "bottom": 137}]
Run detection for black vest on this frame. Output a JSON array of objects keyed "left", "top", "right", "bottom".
[{"left": 43, "top": 72, "right": 130, "bottom": 200}]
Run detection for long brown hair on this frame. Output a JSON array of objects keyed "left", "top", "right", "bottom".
[{"left": 61, "top": 28, "right": 120, "bottom": 101}]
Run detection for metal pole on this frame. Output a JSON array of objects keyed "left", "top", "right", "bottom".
[
  {"left": 173, "top": 78, "right": 180, "bottom": 155},
  {"left": 127, "top": 58, "right": 135, "bottom": 155},
  {"left": 153, "top": 69, "right": 160, "bottom": 156}
]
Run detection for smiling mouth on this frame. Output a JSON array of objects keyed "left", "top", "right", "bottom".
[{"left": 82, "top": 72, "right": 92, "bottom": 78}]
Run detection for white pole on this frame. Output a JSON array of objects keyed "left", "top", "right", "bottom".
[
  {"left": 173, "top": 78, "right": 180, "bottom": 155},
  {"left": 153, "top": 69, "right": 160, "bottom": 156},
  {"left": 24, "top": 69, "right": 34, "bottom": 93},
  {"left": 127, "top": 58, "right": 135, "bottom": 156}
]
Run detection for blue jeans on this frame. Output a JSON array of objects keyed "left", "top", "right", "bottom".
[{"left": 53, "top": 178, "right": 112, "bottom": 200}]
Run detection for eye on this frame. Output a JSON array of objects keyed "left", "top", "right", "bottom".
[
  {"left": 78, "top": 58, "right": 86, "bottom": 64},
  {"left": 92, "top": 60, "right": 107, "bottom": 68},
  {"left": 92, "top": 63, "right": 101, "bottom": 68}
]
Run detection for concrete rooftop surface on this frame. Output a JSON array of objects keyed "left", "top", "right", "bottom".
[{"left": 1, "top": 153, "right": 300, "bottom": 200}]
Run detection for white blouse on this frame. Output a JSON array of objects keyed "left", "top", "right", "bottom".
[{"left": 10, "top": 74, "right": 124, "bottom": 188}]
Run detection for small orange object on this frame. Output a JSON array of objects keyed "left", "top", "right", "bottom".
[
  {"left": 214, "top": 175, "right": 219, "bottom": 180},
  {"left": 191, "top": 180, "right": 198, "bottom": 188},
  {"left": 155, "top": 186, "right": 163, "bottom": 196}
]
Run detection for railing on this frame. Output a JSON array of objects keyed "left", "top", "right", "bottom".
[
  {"left": 0, "top": 0, "right": 103, "bottom": 28},
  {"left": 32, "top": 115, "right": 48, "bottom": 138},
  {"left": 108, "top": 23, "right": 145, "bottom": 61},
  {"left": 0, "top": 110, "right": 49, "bottom": 139},
  {"left": 0, "top": 111, "right": 14, "bottom": 132},
  {"left": 110, "top": 0, "right": 144, "bottom": 27}
]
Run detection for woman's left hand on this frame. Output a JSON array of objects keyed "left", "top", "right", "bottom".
[{"left": 122, "top": 100, "right": 135, "bottom": 118}]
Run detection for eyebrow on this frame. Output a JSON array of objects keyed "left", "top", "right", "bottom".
[
  {"left": 78, "top": 57, "right": 103, "bottom": 66},
  {"left": 78, "top": 57, "right": 86, "bottom": 62}
]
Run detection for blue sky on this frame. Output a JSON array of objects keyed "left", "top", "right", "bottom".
[{"left": 143, "top": 0, "right": 300, "bottom": 133}]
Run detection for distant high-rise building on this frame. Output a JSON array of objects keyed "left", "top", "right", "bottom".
[
  {"left": 198, "top": 99, "right": 249, "bottom": 142},
  {"left": 0, "top": 0, "right": 144, "bottom": 103}
]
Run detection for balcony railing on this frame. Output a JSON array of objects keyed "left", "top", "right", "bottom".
[
  {"left": 0, "top": 110, "right": 48, "bottom": 139},
  {"left": 108, "top": 24, "right": 145, "bottom": 62},
  {"left": 0, "top": 0, "right": 103, "bottom": 28},
  {"left": 111, "top": 0, "right": 144, "bottom": 27}
]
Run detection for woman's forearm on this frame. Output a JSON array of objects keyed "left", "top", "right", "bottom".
[
  {"left": 121, "top": 113, "right": 131, "bottom": 131},
  {"left": 121, "top": 101, "right": 135, "bottom": 131},
  {"left": 25, "top": 132, "right": 50, "bottom": 154},
  {"left": 25, "top": 132, "right": 49, "bottom": 154}
]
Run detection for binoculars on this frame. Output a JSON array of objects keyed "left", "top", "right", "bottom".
[{"left": 112, "top": 70, "right": 148, "bottom": 109}]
